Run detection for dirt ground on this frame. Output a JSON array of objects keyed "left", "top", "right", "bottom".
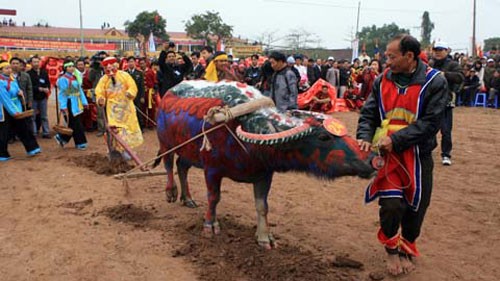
[{"left": 1, "top": 104, "right": 499, "bottom": 281}]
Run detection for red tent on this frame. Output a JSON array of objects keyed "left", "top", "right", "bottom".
[{"left": 298, "top": 79, "right": 349, "bottom": 113}]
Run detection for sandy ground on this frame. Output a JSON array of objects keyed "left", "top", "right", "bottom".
[{"left": 1, "top": 103, "right": 499, "bottom": 281}]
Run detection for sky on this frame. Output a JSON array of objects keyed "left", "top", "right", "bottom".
[{"left": 1, "top": 0, "right": 499, "bottom": 53}]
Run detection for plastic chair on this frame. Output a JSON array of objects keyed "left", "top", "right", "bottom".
[{"left": 474, "top": 92, "right": 487, "bottom": 107}]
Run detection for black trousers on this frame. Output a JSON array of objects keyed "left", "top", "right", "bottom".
[
  {"left": 440, "top": 107, "right": 453, "bottom": 158},
  {"left": 134, "top": 96, "right": 144, "bottom": 130},
  {"left": 379, "top": 153, "right": 434, "bottom": 247},
  {"left": 0, "top": 113, "right": 39, "bottom": 158},
  {"left": 59, "top": 102, "right": 87, "bottom": 146}
]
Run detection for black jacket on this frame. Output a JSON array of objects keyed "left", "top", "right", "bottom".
[
  {"left": 126, "top": 68, "right": 145, "bottom": 102},
  {"left": 28, "top": 68, "right": 50, "bottom": 101},
  {"left": 244, "top": 66, "right": 261, "bottom": 86},
  {"left": 357, "top": 60, "right": 448, "bottom": 155},
  {"left": 158, "top": 51, "right": 193, "bottom": 95},
  {"left": 188, "top": 63, "right": 205, "bottom": 80},
  {"left": 430, "top": 57, "right": 464, "bottom": 103}
]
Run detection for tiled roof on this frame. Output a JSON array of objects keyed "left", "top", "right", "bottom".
[{"left": 0, "top": 26, "right": 197, "bottom": 40}]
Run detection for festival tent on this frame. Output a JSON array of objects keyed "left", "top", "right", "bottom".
[{"left": 297, "top": 79, "right": 349, "bottom": 113}]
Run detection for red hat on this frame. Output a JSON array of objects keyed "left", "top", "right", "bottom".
[
  {"left": 419, "top": 52, "right": 428, "bottom": 64},
  {"left": 102, "top": 57, "right": 117, "bottom": 67}
]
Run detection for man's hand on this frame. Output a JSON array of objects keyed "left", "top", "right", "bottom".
[
  {"left": 61, "top": 108, "right": 69, "bottom": 115},
  {"left": 357, "top": 139, "right": 372, "bottom": 152},
  {"left": 97, "top": 98, "right": 106, "bottom": 106},
  {"left": 377, "top": 136, "right": 393, "bottom": 153},
  {"left": 140, "top": 97, "right": 145, "bottom": 104},
  {"left": 18, "top": 90, "right": 24, "bottom": 97}
]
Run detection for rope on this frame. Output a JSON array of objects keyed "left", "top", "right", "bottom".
[
  {"left": 204, "top": 105, "right": 234, "bottom": 123},
  {"left": 135, "top": 106, "right": 157, "bottom": 126},
  {"left": 117, "top": 122, "right": 227, "bottom": 179},
  {"left": 118, "top": 105, "right": 249, "bottom": 184}
]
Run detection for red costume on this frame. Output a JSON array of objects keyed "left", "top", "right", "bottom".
[
  {"left": 365, "top": 66, "right": 441, "bottom": 255},
  {"left": 80, "top": 69, "right": 97, "bottom": 131},
  {"left": 142, "top": 67, "right": 158, "bottom": 128}
]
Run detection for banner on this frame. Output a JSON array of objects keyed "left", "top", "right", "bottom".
[
  {"left": 0, "top": 38, "right": 116, "bottom": 51},
  {"left": 148, "top": 32, "right": 156, "bottom": 52},
  {"left": 351, "top": 39, "right": 359, "bottom": 63}
]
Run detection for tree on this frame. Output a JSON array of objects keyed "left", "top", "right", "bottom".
[
  {"left": 358, "top": 23, "right": 409, "bottom": 57},
  {"left": 285, "top": 28, "right": 321, "bottom": 50},
  {"left": 124, "top": 11, "right": 168, "bottom": 56},
  {"left": 484, "top": 37, "right": 500, "bottom": 52},
  {"left": 184, "top": 11, "right": 233, "bottom": 48},
  {"left": 421, "top": 11, "right": 434, "bottom": 47}
]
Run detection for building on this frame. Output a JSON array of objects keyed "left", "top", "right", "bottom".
[{"left": 0, "top": 25, "right": 205, "bottom": 58}]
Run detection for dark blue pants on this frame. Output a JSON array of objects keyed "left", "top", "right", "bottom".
[
  {"left": 440, "top": 107, "right": 453, "bottom": 158},
  {"left": 0, "top": 113, "right": 39, "bottom": 158}
]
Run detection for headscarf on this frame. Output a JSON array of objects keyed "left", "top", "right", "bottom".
[
  {"left": 204, "top": 52, "right": 228, "bottom": 82},
  {"left": 0, "top": 61, "right": 10, "bottom": 70},
  {"left": 102, "top": 57, "right": 118, "bottom": 77}
]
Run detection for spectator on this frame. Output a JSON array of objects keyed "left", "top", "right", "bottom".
[
  {"left": 244, "top": 54, "right": 261, "bottom": 86},
  {"left": 430, "top": 41, "right": 463, "bottom": 166},
  {"left": 269, "top": 52, "right": 298, "bottom": 112},
  {"left": 487, "top": 69, "right": 500, "bottom": 106},
  {"left": 126, "top": 56, "right": 145, "bottom": 130},
  {"left": 158, "top": 44, "right": 192, "bottom": 96},
  {"left": 188, "top": 51, "right": 205, "bottom": 80},
  {"left": 460, "top": 67, "right": 480, "bottom": 106},
  {"left": 306, "top": 58, "right": 319, "bottom": 85},
  {"left": 326, "top": 60, "right": 340, "bottom": 90},
  {"left": 0, "top": 60, "right": 41, "bottom": 161},
  {"left": 27, "top": 56, "right": 51, "bottom": 138},
  {"left": 339, "top": 60, "right": 351, "bottom": 98}
]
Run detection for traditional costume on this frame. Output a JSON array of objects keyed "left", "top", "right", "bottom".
[
  {"left": 55, "top": 63, "right": 89, "bottom": 150},
  {"left": 78, "top": 68, "right": 97, "bottom": 131},
  {"left": 363, "top": 64, "right": 441, "bottom": 257},
  {"left": 142, "top": 66, "right": 158, "bottom": 128},
  {"left": 95, "top": 57, "right": 143, "bottom": 152},
  {"left": 0, "top": 62, "right": 41, "bottom": 160}
]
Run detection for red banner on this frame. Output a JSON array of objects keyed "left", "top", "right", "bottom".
[
  {"left": 0, "top": 9, "right": 16, "bottom": 16},
  {"left": 0, "top": 38, "right": 116, "bottom": 51}
]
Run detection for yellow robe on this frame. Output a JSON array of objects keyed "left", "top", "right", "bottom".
[{"left": 95, "top": 71, "right": 143, "bottom": 150}]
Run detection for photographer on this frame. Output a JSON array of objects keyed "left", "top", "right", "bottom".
[
  {"left": 88, "top": 51, "right": 107, "bottom": 136},
  {"left": 355, "top": 59, "right": 381, "bottom": 100},
  {"left": 158, "top": 42, "right": 193, "bottom": 96}
]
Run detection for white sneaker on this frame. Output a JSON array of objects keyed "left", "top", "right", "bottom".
[{"left": 442, "top": 156, "right": 451, "bottom": 166}]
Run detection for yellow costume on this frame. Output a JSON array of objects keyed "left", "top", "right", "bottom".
[{"left": 95, "top": 70, "right": 143, "bottom": 150}]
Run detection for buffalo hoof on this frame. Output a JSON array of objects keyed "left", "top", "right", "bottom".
[
  {"left": 257, "top": 234, "right": 277, "bottom": 250},
  {"left": 182, "top": 199, "right": 198, "bottom": 208},
  {"left": 202, "top": 221, "right": 221, "bottom": 237},
  {"left": 165, "top": 188, "right": 178, "bottom": 203}
]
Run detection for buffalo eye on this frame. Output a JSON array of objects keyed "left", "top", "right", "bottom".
[{"left": 317, "top": 133, "right": 333, "bottom": 141}]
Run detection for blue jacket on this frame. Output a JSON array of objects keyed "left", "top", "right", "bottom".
[
  {"left": 57, "top": 73, "right": 88, "bottom": 116},
  {"left": 0, "top": 74, "right": 23, "bottom": 122}
]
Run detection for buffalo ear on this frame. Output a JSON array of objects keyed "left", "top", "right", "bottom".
[{"left": 323, "top": 118, "right": 348, "bottom": 137}]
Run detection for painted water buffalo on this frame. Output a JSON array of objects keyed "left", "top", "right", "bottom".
[{"left": 154, "top": 80, "right": 377, "bottom": 248}]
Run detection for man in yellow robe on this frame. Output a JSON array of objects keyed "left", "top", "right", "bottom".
[{"left": 95, "top": 57, "right": 143, "bottom": 154}]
